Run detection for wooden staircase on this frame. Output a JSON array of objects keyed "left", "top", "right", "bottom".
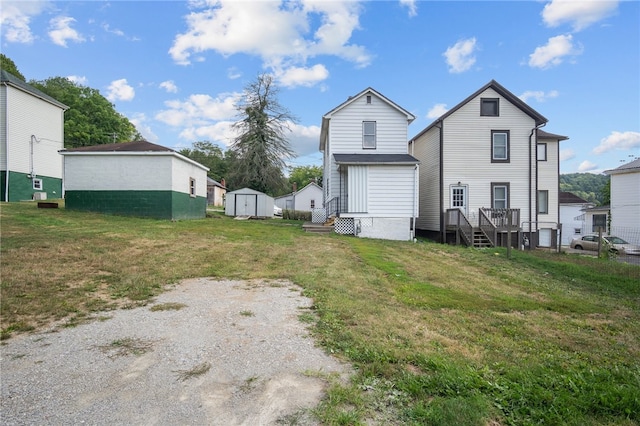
[
  {"left": 472, "top": 228, "right": 493, "bottom": 248},
  {"left": 302, "top": 217, "right": 335, "bottom": 234}
]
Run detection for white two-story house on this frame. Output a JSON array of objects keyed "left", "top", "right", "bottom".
[
  {"left": 409, "top": 80, "right": 567, "bottom": 248},
  {"left": 1, "top": 70, "right": 68, "bottom": 201},
  {"left": 319, "top": 87, "right": 419, "bottom": 241}
]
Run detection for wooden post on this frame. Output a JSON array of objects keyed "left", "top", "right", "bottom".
[{"left": 507, "top": 209, "right": 512, "bottom": 258}]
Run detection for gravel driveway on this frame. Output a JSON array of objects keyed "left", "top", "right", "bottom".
[{"left": 1, "top": 278, "right": 350, "bottom": 425}]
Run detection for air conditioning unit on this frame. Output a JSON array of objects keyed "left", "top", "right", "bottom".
[{"left": 33, "top": 192, "right": 47, "bottom": 200}]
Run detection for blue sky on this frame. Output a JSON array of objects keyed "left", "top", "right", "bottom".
[{"left": 2, "top": 0, "right": 639, "bottom": 175}]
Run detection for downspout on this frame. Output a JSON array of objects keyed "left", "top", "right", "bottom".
[
  {"left": 438, "top": 120, "right": 445, "bottom": 243},
  {"left": 529, "top": 123, "right": 546, "bottom": 237},
  {"left": 2, "top": 81, "right": 9, "bottom": 201},
  {"left": 413, "top": 163, "right": 419, "bottom": 241}
]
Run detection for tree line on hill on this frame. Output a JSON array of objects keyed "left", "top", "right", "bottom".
[
  {"left": 1, "top": 54, "right": 321, "bottom": 196},
  {"left": 560, "top": 173, "right": 609, "bottom": 206}
]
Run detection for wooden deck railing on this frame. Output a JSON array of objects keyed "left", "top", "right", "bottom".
[
  {"left": 478, "top": 208, "right": 497, "bottom": 247},
  {"left": 480, "top": 208, "right": 520, "bottom": 230},
  {"left": 445, "top": 208, "right": 473, "bottom": 246}
]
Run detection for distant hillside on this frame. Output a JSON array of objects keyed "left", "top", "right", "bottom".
[{"left": 560, "top": 173, "right": 609, "bottom": 205}]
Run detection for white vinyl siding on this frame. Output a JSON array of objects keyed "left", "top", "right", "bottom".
[
  {"left": 609, "top": 171, "right": 640, "bottom": 232},
  {"left": 537, "top": 138, "right": 559, "bottom": 224},
  {"left": 2, "top": 84, "right": 65, "bottom": 179},
  {"left": 348, "top": 165, "right": 368, "bottom": 213},
  {"left": 368, "top": 165, "right": 416, "bottom": 216},
  {"left": 412, "top": 128, "right": 440, "bottom": 231}
]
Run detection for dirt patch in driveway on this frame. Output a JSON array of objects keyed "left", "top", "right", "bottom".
[{"left": 1, "top": 278, "right": 350, "bottom": 425}]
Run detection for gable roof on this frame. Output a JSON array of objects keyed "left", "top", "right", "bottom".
[
  {"left": 559, "top": 191, "right": 590, "bottom": 204},
  {"left": 207, "top": 177, "right": 226, "bottom": 188},
  {"left": 320, "top": 87, "right": 415, "bottom": 151},
  {"left": 61, "top": 140, "right": 173, "bottom": 152},
  {"left": 604, "top": 158, "right": 640, "bottom": 175},
  {"left": 0, "top": 70, "right": 69, "bottom": 110},
  {"left": 275, "top": 182, "right": 323, "bottom": 199},
  {"left": 333, "top": 153, "right": 419, "bottom": 165},
  {"left": 409, "top": 80, "right": 548, "bottom": 142},
  {"left": 538, "top": 129, "right": 569, "bottom": 141}
]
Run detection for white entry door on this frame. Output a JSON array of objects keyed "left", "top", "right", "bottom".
[{"left": 451, "top": 185, "right": 468, "bottom": 217}]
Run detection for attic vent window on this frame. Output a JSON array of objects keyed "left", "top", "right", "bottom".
[
  {"left": 481, "top": 98, "right": 499, "bottom": 116},
  {"left": 366, "top": 95, "right": 372, "bottom": 104}
]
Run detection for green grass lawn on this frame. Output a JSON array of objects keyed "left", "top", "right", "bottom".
[{"left": 2, "top": 201, "right": 639, "bottom": 425}]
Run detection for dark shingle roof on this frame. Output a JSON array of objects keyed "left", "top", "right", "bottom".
[
  {"left": 0, "top": 70, "right": 68, "bottom": 110},
  {"left": 333, "top": 153, "right": 419, "bottom": 165},
  {"left": 604, "top": 158, "right": 640, "bottom": 175},
  {"left": 61, "top": 140, "right": 173, "bottom": 153},
  {"left": 559, "top": 191, "right": 589, "bottom": 204},
  {"left": 538, "top": 129, "right": 569, "bottom": 141}
]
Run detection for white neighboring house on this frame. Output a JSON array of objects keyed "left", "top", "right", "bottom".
[
  {"left": 60, "top": 140, "right": 209, "bottom": 220},
  {"left": 1, "top": 70, "right": 68, "bottom": 201},
  {"left": 409, "top": 80, "right": 567, "bottom": 248},
  {"left": 320, "top": 87, "right": 419, "bottom": 241},
  {"left": 559, "top": 191, "right": 595, "bottom": 246},
  {"left": 275, "top": 182, "right": 323, "bottom": 212},
  {"left": 207, "top": 177, "right": 226, "bottom": 207},
  {"left": 604, "top": 158, "right": 640, "bottom": 244}
]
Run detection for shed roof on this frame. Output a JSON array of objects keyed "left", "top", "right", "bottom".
[
  {"left": 410, "top": 80, "right": 548, "bottom": 142},
  {"left": 333, "top": 153, "right": 419, "bottom": 165},
  {"left": 1, "top": 70, "right": 69, "bottom": 110}
]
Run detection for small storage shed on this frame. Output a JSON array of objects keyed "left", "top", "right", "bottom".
[
  {"left": 225, "top": 187, "right": 274, "bottom": 217},
  {"left": 59, "top": 140, "right": 209, "bottom": 220}
]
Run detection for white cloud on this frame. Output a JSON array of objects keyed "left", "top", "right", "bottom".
[
  {"left": 0, "top": 0, "right": 48, "bottom": 43},
  {"left": 519, "top": 90, "right": 559, "bottom": 103},
  {"left": 129, "top": 113, "right": 158, "bottom": 143},
  {"left": 155, "top": 92, "right": 240, "bottom": 144},
  {"left": 101, "top": 23, "right": 125, "bottom": 37},
  {"left": 400, "top": 0, "right": 417, "bottom": 17},
  {"left": 578, "top": 160, "right": 598, "bottom": 172},
  {"left": 427, "top": 103, "right": 448, "bottom": 119},
  {"left": 227, "top": 67, "right": 242, "bottom": 80},
  {"left": 542, "top": 0, "right": 618, "bottom": 32},
  {"left": 159, "top": 80, "right": 178, "bottom": 93},
  {"left": 277, "top": 64, "right": 329, "bottom": 88},
  {"left": 168, "top": 0, "right": 369, "bottom": 87},
  {"left": 528, "top": 34, "right": 582, "bottom": 69},
  {"left": 560, "top": 148, "right": 575, "bottom": 161},
  {"left": 443, "top": 37, "right": 477, "bottom": 74},
  {"left": 48, "top": 16, "right": 85, "bottom": 47},
  {"left": 593, "top": 131, "right": 640, "bottom": 154},
  {"left": 67, "top": 75, "right": 88, "bottom": 85},
  {"left": 288, "top": 122, "right": 321, "bottom": 157},
  {"left": 106, "top": 79, "right": 135, "bottom": 102}
]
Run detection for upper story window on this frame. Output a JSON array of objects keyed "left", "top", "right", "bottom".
[
  {"left": 366, "top": 95, "right": 372, "bottom": 104},
  {"left": 537, "top": 143, "right": 547, "bottom": 161},
  {"left": 481, "top": 98, "right": 499, "bottom": 116},
  {"left": 491, "top": 130, "right": 510, "bottom": 163},
  {"left": 538, "top": 190, "right": 549, "bottom": 214},
  {"left": 363, "top": 121, "right": 376, "bottom": 149}
]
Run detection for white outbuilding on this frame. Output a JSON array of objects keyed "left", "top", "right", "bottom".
[{"left": 225, "top": 187, "right": 275, "bottom": 218}]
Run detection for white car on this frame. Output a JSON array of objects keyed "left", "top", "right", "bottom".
[{"left": 273, "top": 205, "right": 283, "bottom": 217}]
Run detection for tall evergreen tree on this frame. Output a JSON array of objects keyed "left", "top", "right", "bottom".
[{"left": 227, "top": 74, "right": 296, "bottom": 195}]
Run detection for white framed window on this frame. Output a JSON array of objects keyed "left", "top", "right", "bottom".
[
  {"left": 366, "top": 95, "right": 372, "bottom": 104},
  {"left": 32, "top": 178, "right": 43, "bottom": 190},
  {"left": 491, "top": 130, "right": 510, "bottom": 162},
  {"left": 310, "top": 199, "right": 315, "bottom": 209},
  {"left": 481, "top": 98, "right": 499, "bottom": 116},
  {"left": 491, "top": 183, "right": 509, "bottom": 209},
  {"left": 189, "top": 178, "right": 196, "bottom": 197},
  {"left": 538, "top": 190, "right": 549, "bottom": 214},
  {"left": 363, "top": 121, "right": 376, "bottom": 149},
  {"left": 537, "top": 143, "right": 547, "bottom": 161},
  {"left": 574, "top": 228, "right": 582, "bottom": 235}
]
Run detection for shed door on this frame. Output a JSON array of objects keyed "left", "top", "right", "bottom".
[{"left": 236, "top": 194, "right": 257, "bottom": 216}]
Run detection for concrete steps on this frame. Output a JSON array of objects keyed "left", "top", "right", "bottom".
[{"left": 302, "top": 222, "right": 335, "bottom": 234}]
